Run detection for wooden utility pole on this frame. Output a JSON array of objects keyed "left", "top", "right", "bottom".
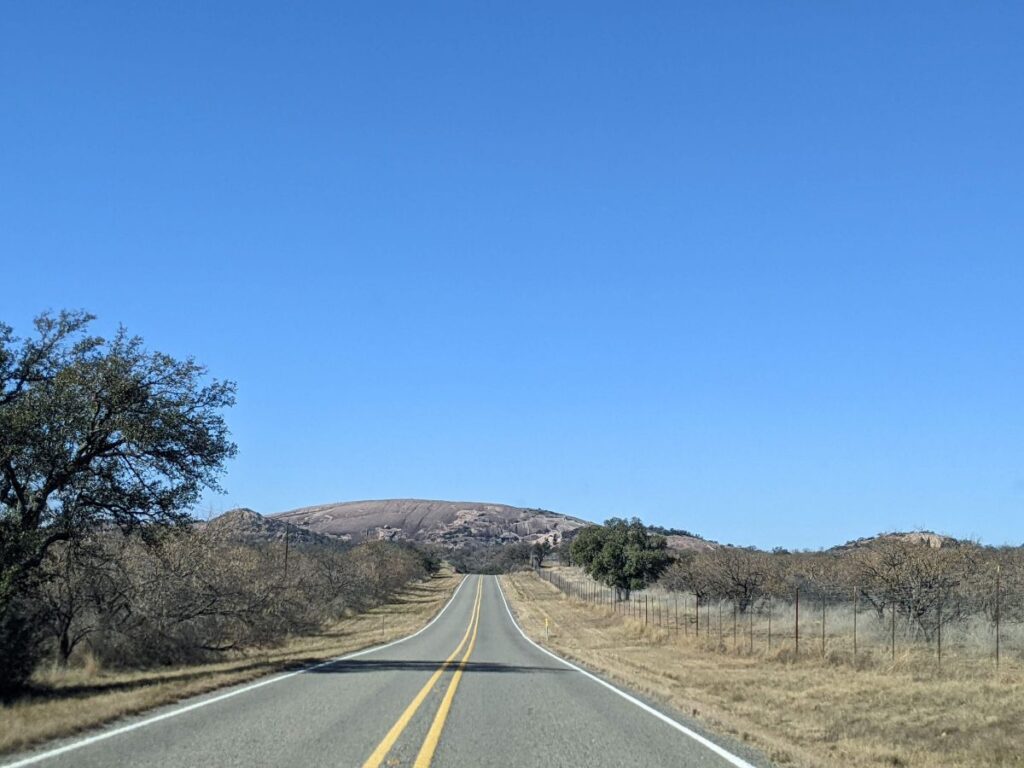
[{"left": 283, "top": 525, "right": 290, "bottom": 582}]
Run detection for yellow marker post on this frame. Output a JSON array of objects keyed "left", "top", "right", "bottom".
[{"left": 544, "top": 617, "right": 549, "bottom": 642}]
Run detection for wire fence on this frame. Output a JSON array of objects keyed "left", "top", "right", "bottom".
[{"left": 535, "top": 566, "right": 1023, "bottom": 675}]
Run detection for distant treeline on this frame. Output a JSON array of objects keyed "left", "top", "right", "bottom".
[
  {"left": 447, "top": 541, "right": 551, "bottom": 574},
  {"left": 646, "top": 525, "right": 705, "bottom": 540}
]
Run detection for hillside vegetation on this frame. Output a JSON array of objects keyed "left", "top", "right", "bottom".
[{"left": 18, "top": 513, "right": 439, "bottom": 676}]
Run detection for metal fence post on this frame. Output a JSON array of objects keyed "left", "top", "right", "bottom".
[
  {"left": 821, "top": 596, "right": 826, "bottom": 658},
  {"left": 995, "top": 564, "right": 1001, "bottom": 671},
  {"left": 733, "top": 601, "right": 738, "bottom": 650},
  {"left": 891, "top": 598, "right": 896, "bottom": 662},
  {"left": 853, "top": 587, "right": 858, "bottom": 662},
  {"left": 718, "top": 601, "right": 723, "bottom": 648},
  {"left": 795, "top": 587, "right": 800, "bottom": 656}
]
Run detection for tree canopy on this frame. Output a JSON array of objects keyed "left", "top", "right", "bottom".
[
  {"left": 569, "top": 517, "right": 672, "bottom": 599},
  {"left": 1, "top": 310, "right": 236, "bottom": 690}
]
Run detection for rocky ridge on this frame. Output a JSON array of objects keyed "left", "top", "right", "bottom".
[{"left": 270, "top": 499, "right": 589, "bottom": 548}]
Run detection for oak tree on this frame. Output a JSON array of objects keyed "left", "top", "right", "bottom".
[{"left": 0, "top": 310, "right": 236, "bottom": 690}]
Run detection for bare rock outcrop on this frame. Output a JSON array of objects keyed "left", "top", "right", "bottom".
[{"left": 270, "top": 499, "right": 589, "bottom": 549}]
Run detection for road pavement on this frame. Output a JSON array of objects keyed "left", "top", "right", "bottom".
[{"left": 4, "top": 575, "right": 767, "bottom": 767}]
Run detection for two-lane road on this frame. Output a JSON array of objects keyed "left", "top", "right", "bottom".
[{"left": 5, "top": 576, "right": 764, "bottom": 767}]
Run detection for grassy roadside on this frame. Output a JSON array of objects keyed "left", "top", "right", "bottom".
[
  {"left": 501, "top": 571, "right": 1024, "bottom": 768},
  {"left": 0, "top": 569, "right": 462, "bottom": 757}
]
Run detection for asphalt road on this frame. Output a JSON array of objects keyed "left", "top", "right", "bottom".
[{"left": 5, "top": 575, "right": 766, "bottom": 768}]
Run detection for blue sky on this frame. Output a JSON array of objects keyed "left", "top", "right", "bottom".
[{"left": 3, "top": 2, "right": 1022, "bottom": 549}]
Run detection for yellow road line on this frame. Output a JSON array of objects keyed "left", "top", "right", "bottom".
[
  {"left": 361, "top": 578, "right": 483, "bottom": 768},
  {"left": 413, "top": 580, "right": 484, "bottom": 768}
]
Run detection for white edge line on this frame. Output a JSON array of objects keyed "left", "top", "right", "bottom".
[
  {"left": 1, "top": 574, "right": 470, "bottom": 768},
  {"left": 493, "top": 575, "right": 758, "bottom": 768}
]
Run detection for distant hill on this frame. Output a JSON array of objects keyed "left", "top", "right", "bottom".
[
  {"left": 210, "top": 505, "right": 965, "bottom": 556},
  {"left": 270, "top": 499, "right": 590, "bottom": 548},
  {"left": 831, "top": 530, "right": 963, "bottom": 552},
  {"left": 203, "top": 507, "right": 339, "bottom": 548}
]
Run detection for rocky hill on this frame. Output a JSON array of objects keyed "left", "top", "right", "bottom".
[
  {"left": 270, "top": 499, "right": 590, "bottom": 548},
  {"left": 831, "top": 530, "right": 962, "bottom": 552},
  {"left": 202, "top": 507, "right": 339, "bottom": 548}
]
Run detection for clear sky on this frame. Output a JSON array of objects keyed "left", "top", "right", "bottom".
[{"left": 3, "top": 3, "right": 1022, "bottom": 549}]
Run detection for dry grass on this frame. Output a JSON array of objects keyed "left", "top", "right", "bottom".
[
  {"left": 502, "top": 571, "right": 1024, "bottom": 768},
  {"left": 0, "top": 569, "right": 462, "bottom": 757}
]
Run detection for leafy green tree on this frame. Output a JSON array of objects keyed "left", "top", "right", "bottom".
[
  {"left": 0, "top": 311, "right": 236, "bottom": 691},
  {"left": 530, "top": 540, "right": 551, "bottom": 569},
  {"left": 570, "top": 517, "right": 672, "bottom": 600}
]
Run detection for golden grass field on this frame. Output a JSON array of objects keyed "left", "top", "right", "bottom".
[
  {"left": 502, "top": 570, "right": 1024, "bottom": 768},
  {"left": 0, "top": 569, "right": 462, "bottom": 757}
]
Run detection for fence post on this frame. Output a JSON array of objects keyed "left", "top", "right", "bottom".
[
  {"left": 749, "top": 602, "right": 753, "bottom": 653},
  {"left": 891, "top": 598, "right": 896, "bottom": 662},
  {"left": 937, "top": 597, "right": 942, "bottom": 672},
  {"left": 644, "top": 594, "right": 648, "bottom": 626},
  {"left": 718, "top": 602, "right": 723, "bottom": 648},
  {"left": 821, "top": 596, "right": 826, "bottom": 658},
  {"left": 795, "top": 587, "right": 800, "bottom": 656},
  {"left": 733, "top": 601, "right": 738, "bottom": 650},
  {"left": 853, "top": 587, "right": 858, "bottom": 662},
  {"left": 675, "top": 595, "right": 679, "bottom": 633},
  {"left": 995, "top": 564, "right": 1001, "bottom": 671},
  {"left": 767, "top": 594, "right": 772, "bottom": 651}
]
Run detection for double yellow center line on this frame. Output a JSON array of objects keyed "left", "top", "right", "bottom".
[{"left": 361, "top": 578, "right": 483, "bottom": 768}]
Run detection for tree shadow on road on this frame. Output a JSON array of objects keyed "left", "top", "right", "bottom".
[{"left": 308, "top": 659, "right": 569, "bottom": 675}]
